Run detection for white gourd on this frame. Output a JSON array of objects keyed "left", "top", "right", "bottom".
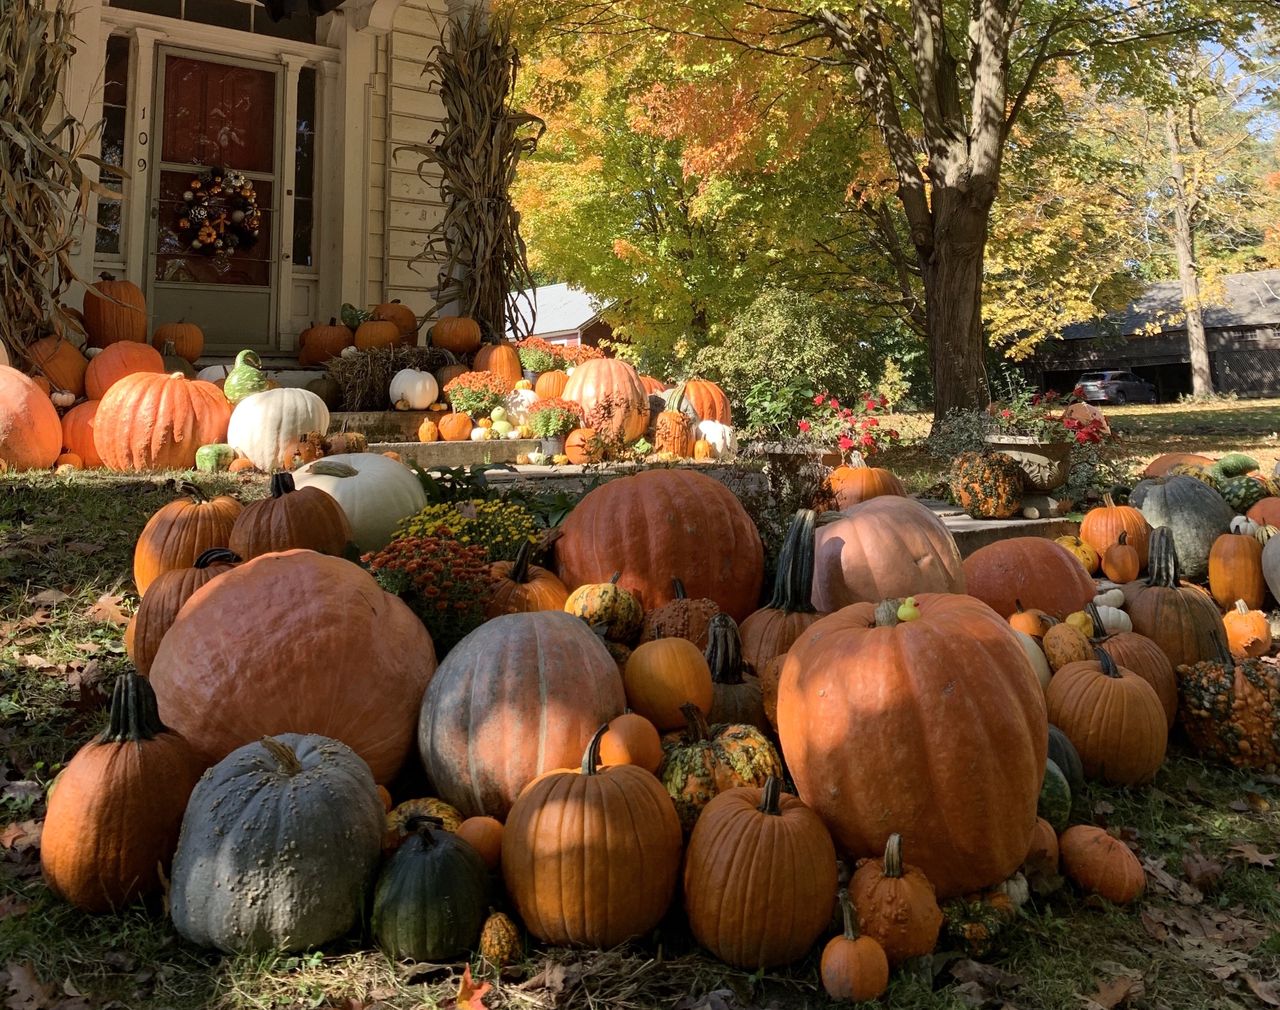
[
  {"left": 1093, "top": 605, "right": 1132, "bottom": 634},
  {"left": 196, "top": 363, "right": 228, "bottom": 382},
  {"left": 389, "top": 369, "right": 438, "bottom": 411},
  {"left": 503, "top": 388, "right": 538, "bottom": 425},
  {"left": 1230, "top": 515, "right": 1260, "bottom": 537},
  {"left": 227, "top": 387, "right": 330, "bottom": 471},
  {"left": 470, "top": 427, "right": 488, "bottom": 442},
  {"left": 1012, "top": 629, "right": 1051, "bottom": 691},
  {"left": 696, "top": 420, "right": 737, "bottom": 461},
  {"left": 1092, "top": 587, "right": 1125, "bottom": 609},
  {"left": 292, "top": 453, "right": 425, "bottom": 551}
]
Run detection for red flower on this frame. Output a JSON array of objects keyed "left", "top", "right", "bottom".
[
  {"left": 860, "top": 433, "right": 876, "bottom": 448},
  {"left": 878, "top": 395, "right": 889, "bottom": 409},
  {"left": 865, "top": 398, "right": 878, "bottom": 412},
  {"left": 814, "top": 394, "right": 826, "bottom": 406},
  {"left": 888, "top": 429, "right": 900, "bottom": 439},
  {"left": 1000, "top": 409, "right": 1013, "bottom": 419},
  {"left": 865, "top": 417, "right": 879, "bottom": 427},
  {"left": 838, "top": 435, "right": 855, "bottom": 451},
  {"left": 797, "top": 420, "right": 811, "bottom": 433},
  {"left": 829, "top": 398, "right": 841, "bottom": 410},
  {"left": 1074, "top": 431, "right": 1090, "bottom": 444}
]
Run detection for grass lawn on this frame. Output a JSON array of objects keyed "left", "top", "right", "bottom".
[{"left": 2, "top": 407, "right": 1279, "bottom": 1010}]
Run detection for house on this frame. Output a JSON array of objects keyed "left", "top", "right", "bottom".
[
  {"left": 509, "top": 283, "right": 614, "bottom": 348},
  {"left": 63, "top": 0, "right": 467, "bottom": 357},
  {"left": 1034, "top": 269, "right": 1280, "bottom": 399}
]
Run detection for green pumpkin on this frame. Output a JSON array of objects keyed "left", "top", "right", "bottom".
[
  {"left": 195, "top": 443, "right": 237, "bottom": 473},
  {"left": 371, "top": 816, "right": 489, "bottom": 961},
  {"left": 1219, "top": 475, "right": 1269, "bottom": 514},
  {"left": 170, "top": 734, "right": 383, "bottom": 953},
  {"left": 1207, "top": 452, "right": 1260, "bottom": 481},
  {"left": 1037, "top": 758, "right": 1072, "bottom": 832},
  {"left": 564, "top": 572, "right": 643, "bottom": 644},
  {"left": 949, "top": 451, "right": 1024, "bottom": 519},
  {"left": 223, "top": 349, "right": 270, "bottom": 405},
  {"left": 1047, "top": 724, "right": 1085, "bottom": 796}
]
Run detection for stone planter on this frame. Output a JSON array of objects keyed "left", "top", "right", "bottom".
[
  {"left": 984, "top": 435, "right": 1072, "bottom": 493},
  {"left": 540, "top": 436, "right": 566, "bottom": 456}
]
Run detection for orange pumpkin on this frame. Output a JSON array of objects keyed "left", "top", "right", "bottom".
[
  {"left": 821, "top": 890, "right": 890, "bottom": 1002},
  {"left": 1101, "top": 530, "right": 1141, "bottom": 583},
  {"left": 456, "top": 816, "right": 503, "bottom": 871},
  {"left": 1246, "top": 497, "right": 1280, "bottom": 527},
  {"left": 94, "top": 372, "right": 231, "bottom": 472},
  {"left": 430, "top": 316, "right": 482, "bottom": 356},
  {"left": 126, "top": 548, "right": 241, "bottom": 675},
  {"left": 564, "top": 427, "right": 601, "bottom": 463},
  {"left": 27, "top": 335, "right": 88, "bottom": 397},
  {"left": 1080, "top": 493, "right": 1151, "bottom": 567},
  {"left": 679, "top": 378, "right": 733, "bottom": 425},
  {"left": 437, "top": 411, "right": 474, "bottom": 441},
  {"left": 1009, "top": 600, "right": 1056, "bottom": 639},
  {"left": 827, "top": 453, "right": 905, "bottom": 508},
  {"left": 534, "top": 369, "right": 569, "bottom": 400},
  {"left": 1223, "top": 599, "right": 1272, "bottom": 659},
  {"left": 962, "top": 537, "right": 1096, "bottom": 619},
  {"left": 1023, "top": 817, "right": 1060, "bottom": 878},
  {"left": 0, "top": 366, "right": 62, "bottom": 470},
  {"left": 487, "top": 541, "right": 569, "bottom": 617},
  {"left": 85, "top": 341, "right": 166, "bottom": 400},
  {"left": 1094, "top": 628, "right": 1177, "bottom": 727},
  {"left": 83, "top": 273, "right": 147, "bottom": 347},
  {"left": 472, "top": 341, "right": 522, "bottom": 390},
  {"left": 151, "top": 322, "right": 204, "bottom": 363},
  {"left": 373, "top": 299, "right": 419, "bottom": 338},
  {"left": 561, "top": 358, "right": 649, "bottom": 442},
  {"left": 623, "top": 637, "right": 713, "bottom": 731},
  {"left": 298, "top": 318, "right": 354, "bottom": 365},
  {"left": 1208, "top": 532, "right": 1265, "bottom": 612},
  {"left": 133, "top": 483, "right": 243, "bottom": 596},
  {"left": 228, "top": 471, "right": 353, "bottom": 560},
  {"left": 598, "top": 711, "right": 663, "bottom": 773},
  {"left": 227, "top": 457, "right": 256, "bottom": 473},
  {"left": 639, "top": 374, "right": 668, "bottom": 395},
  {"left": 355, "top": 319, "right": 405, "bottom": 350},
  {"left": 849, "top": 833, "right": 943, "bottom": 965},
  {"left": 1059, "top": 826, "right": 1145, "bottom": 904},
  {"left": 1143, "top": 452, "right": 1214, "bottom": 478}
]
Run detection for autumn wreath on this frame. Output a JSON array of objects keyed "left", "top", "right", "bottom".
[{"left": 175, "top": 167, "right": 261, "bottom": 255}]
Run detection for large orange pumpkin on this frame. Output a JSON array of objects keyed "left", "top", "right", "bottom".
[
  {"left": 0, "top": 366, "right": 62, "bottom": 470},
  {"left": 83, "top": 273, "right": 147, "bottom": 347},
  {"left": 534, "top": 369, "right": 569, "bottom": 400},
  {"left": 561, "top": 358, "right": 649, "bottom": 443},
  {"left": 298, "top": 319, "right": 354, "bottom": 365},
  {"left": 811, "top": 496, "right": 965, "bottom": 612},
  {"left": 430, "top": 316, "right": 482, "bottom": 356},
  {"left": 776, "top": 593, "right": 1047, "bottom": 898},
  {"left": 126, "top": 548, "right": 241, "bottom": 675},
  {"left": 1094, "top": 627, "right": 1177, "bottom": 728},
  {"left": 94, "top": 372, "right": 231, "bottom": 471},
  {"left": 151, "top": 322, "right": 204, "bottom": 363},
  {"left": 827, "top": 454, "right": 906, "bottom": 508},
  {"left": 373, "top": 299, "right": 419, "bottom": 338},
  {"left": 1079, "top": 493, "right": 1151, "bottom": 568},
  {"left": 133, "top": 483, "right": 243, "bottom": 595},
  {"left": 418, "top": 611, "right": 625, "bottom": 818},
  {"left": 149, "top": 550, "right": 437, "bottom": 784},
  {"left": 1208, "top": 532, "right": 1265, "bottom": 611},
  {"left": 472, "top": 341, "right": 522, "bottom": 390},
  {"left": 679, "top": 378, "right": 733, "bottom": 425},
  {"left": 28, "top": 335, "right": 88, "bottom": 397},
  {"left": 555, "top": 468, "right": 764, "bottom": 622},
  {"left": 85, "top": 340, "right": 166, "bottom": 400},
  {"left": 60, "top": 401, "right": 104, "bottom": 468},
  {"left": 962, "top": 537, "right": 1096, "bottom": 619},
  {"left": 1143, "top": 452, "right": 1213, "bottom": 478},
  {"left": 639, "top": 375, "right": 668, "bottom": 395}
]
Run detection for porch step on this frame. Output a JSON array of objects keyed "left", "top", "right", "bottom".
[
  {"left": 919, "top": 499, "right": 1080, "bottom": 557},
  {"left": 329, "top": 410, "right": 440, "bottom": 442},
  {"left": 198, "top": 358, "right": 325, "bottom": 389},
  {"left": 369, "top": 439, "right": 538, "bottom": 468}
]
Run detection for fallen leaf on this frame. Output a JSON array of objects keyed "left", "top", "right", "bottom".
[
  {"left": 1246, "top": 975, "right": 1280, "bottom": 1007},
  {"left": 1080, "top": 974, "right": 1144, "bottom": 1009},
  {"left": 1141, "top": 856, "right": 1202, "bottom": 905},
  {"left": 454, "top": 965, "right": 491, "bottom": 1010},
  {"left": 1228, "top": 843, "right": 1277, "bottom": 868},
  {"left": 0, "top": 782, "right": 41, "bottom": 804},
  {"left": 26, "top": 589, "right": 68, "bottom": 608},
  {"left": 950, "top": 960, "right": 1025, "bottom": 992},
  {"left": 4, "top": 962, "right": 54, "bottom": 1010},
  {"left": 674, "top": 991, "right": 737, "bottom": 1010},
  {"left": 0, "top": 897, "right": 29, "bottom": 921},
  {"left": 18, "top": 655, "right": 53, "bottom": 670},
  {"left": 1181, "top": 845, "right": 1223, "bottom": 893},
  {"left": 84, "top": 595, "right": 129, "bottom": 627},
  {"left": 0, "top": 821, "right": 41, "bottom": 854},
  {"left": 1093, "top": 800, "right": 1115, "bottom": 817}
]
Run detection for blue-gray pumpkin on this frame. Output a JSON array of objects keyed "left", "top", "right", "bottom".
[
  {"left": 1129, "top": 475, "right": 1231, "bottom": 581},
  {"left": 1047, "top": 724, "right": 1085, "bottom": 796},
  {"left": 169, "top": 734, "right": 383, "bottom": 952}
]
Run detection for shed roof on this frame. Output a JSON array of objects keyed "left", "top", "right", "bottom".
[{"left": 509, "top": 283, "right": 609, "bottom": 339}]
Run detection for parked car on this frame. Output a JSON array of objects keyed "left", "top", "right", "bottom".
[{"left": 1073, "top": 370, "right": 1157, "bottom": 405}]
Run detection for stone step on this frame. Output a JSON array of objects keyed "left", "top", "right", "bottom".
[
  {"left": 198, "top": 360, "right": 325, "bottom": 389},
  {"left": 330, "top": 410, "right": 439, "bottom": 442},
  {"left": 919, "top": 499, "right": 1080, "bottom": 557},
  {"left": 370, "top": 439, "right": 538, "bottom": 468}
]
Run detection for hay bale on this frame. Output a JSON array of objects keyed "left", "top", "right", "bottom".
[{"left": 326, "top": 346, "right": 460, "bottom": 411}]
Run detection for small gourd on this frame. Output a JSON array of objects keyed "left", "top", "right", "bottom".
[
  {"left": 51, "top": 389, "right": 76, "bottom": 409},
  {"left": 1092, "top": 586, "right": 1125, "bottom": 609},
  {"left": 1056, "top": 536, "right": 1099, "bottom": 574},
  {"left": 1064, "top": 610, "right": 1094, "bottom": 637},
  {"left": 195, "top": 443, "right": 237, "bottom": 474},
  {"left": 896, "top": 596, "right": 921, "bottom": 622},
  {"left": 470, "top": 427, "right": 488, "bottom": 442},
  {"left": 222, "top": 349, "right": 270, "bottom": 405},
  {"left": 1256, "top": 524, "right": 1279, "bottom": 545},
  {"left": 1043, "top": 622, "right": 1091, "bottom": 671},
  {"left": 1231, "top": 514, "right": 1260, "bottom": 537},
  {"left": 1092, "top": 605, "right": 1132, "bottom": 635}
]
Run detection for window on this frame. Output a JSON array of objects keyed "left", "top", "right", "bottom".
[
  {"left": 95, "top": 35, "right": 130, "bottom": 257},
  {"left": 292, "top": 67, "right": 317, "bottom": 269},
  {"left": 108, "top": 0, "right": 318, "bottom": 44}
]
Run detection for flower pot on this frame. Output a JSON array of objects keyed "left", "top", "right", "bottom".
[
  {"left": 540, "top": 436, "right": 566, "bottom": 456},
  {"left": 984, "top": 434, "right": 1072, "bottom": 493},
  {"left": 522, "top": 369, "right": 540, "bottom": 383}
]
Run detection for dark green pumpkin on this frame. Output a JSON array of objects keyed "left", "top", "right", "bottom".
[
  {"left": 371, "top": 816, "right": 489, "bottom": 961},
  {"left": 949, "top": 451, "right": 1023, "bottom": 519},
  {"left": 1219, "top": 475, "right": 1269, "bottom": 514},
  {"left": 1047, "top": 724, "right": 1085, "bottom": 796},
  {"left": 1037, "top": 759, "right": 1072, "bottom": 832}
]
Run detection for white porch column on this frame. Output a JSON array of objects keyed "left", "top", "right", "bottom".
[
  {"left": 337, "top": 13, "right": 376, "bottom": 306},
  {"left": 276, "top": 55, "right": 304, "bottom": 350},
  {"left": 62, "top": 2, "right": 104, "bottom": 297},
  {"left": 123, "top": 28, "right": 167, "bottom": 290}
]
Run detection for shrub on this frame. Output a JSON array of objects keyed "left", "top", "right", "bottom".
[
  {"left": 396, "top": 499, "right": 539, "bottom": 562},
  {"left": 444, "top": 370, "right": 510, "bottom": 417}
]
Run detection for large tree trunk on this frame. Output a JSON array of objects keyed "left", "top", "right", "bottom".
[{"left": 1165, "top": 108, "right": 1213, "bottom": 396}]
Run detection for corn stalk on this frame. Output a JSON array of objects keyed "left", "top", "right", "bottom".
[
  {"left": 403, "top": 10, "right": 543, "bottom": 343},
  {"left": 0, "top": 0, "right": 106, "bottom": 364}
]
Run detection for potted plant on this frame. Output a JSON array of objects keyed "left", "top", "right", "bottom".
[
  {"left": 797, "top": 391, "right": 902, "bottom": 465},
  {"left": 442, "top": 370, "right": 509, "bottom": 419},
  {"left": 516, "top": 337, "right": 563, "bottom": 381},
  {"left": 527, "top": 397, "right": 585, "bottom": 455},
  {"left": 983, "top": 388, "right": 1105, "bottom": 492}
]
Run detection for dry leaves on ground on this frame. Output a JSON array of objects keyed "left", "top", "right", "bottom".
[
  {"left": 1246, "top": 975, "right": 1280, "bottom": 1007},
  {"left": 452, "top": 965, "right": 491, "bottom": 1010},
  {"left": 1079, "top": 973, "right": 1144, "bottom": 1010},
  {"left": 1227, "top": 843, "right": 1277, "bottom": 867},
  {"left": 83, "top": 594, "right": 129, "bottom": 626},
  {"left": 1, "top": 963, "right": 94, "bottom": 1010}
]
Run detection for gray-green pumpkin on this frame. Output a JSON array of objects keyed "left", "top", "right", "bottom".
[
  {"left": 223, "top": 349, "right": 270, "bottom": 405},
  {"left": 194, "top": 443, "right": 237, "bottom": 473},
  {"left": 1129, "top": 475, "right": 1231, "bottom": 581},
  {"left": 169, "top": 733, "right": 383, "bottom": 953},
  {"left": 1037, "top": 759, "right": 1072, "bottom": 832},
  {"left": 1047, "top": 724, "right": 1085, "bottom": 796},
  {"left": 371, "top": 816, "right": 489, "bottom": 961}
]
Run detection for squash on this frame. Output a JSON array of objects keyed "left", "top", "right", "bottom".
[
  {"left": 1144, "top": 452, "right": 1214, "bottom": 477},
  {"left": 624, "top": 638, "right": 713, "bottom": 732},
  {"left": 133, "top": 483, "right": 242, "bottom": 596},
  {"left": 170, "top": 734, "right": 384, "bottom": 951},
  {"left": 226, "top": 387, "right": 330, "bottom": 472},
  {"left": 1130, "top": 475, "right": 1232, "bottom": 581},
  {"left": 486, "top": 540, "right": 569, "bottom": 617},
  {"left": 962, "top": 537, "right": 1096, "bottom": 619},
  {"left": 95, "top": 372, "right": 231, "bottom": 471},
  {"left": 949, "top": 450, "right": 1023, "bottom": 518},
  {"left": 1047, "top": 724, "right": 1086, "bottom": 795},
  {"left": 389, "top": 368, "right": 439, "bottom": 411},
  {"left": 478, "top": 911, "right": 521, "bottom": 967},
  {"left": 1208, "top": 531, "right": 1265, "bottom": 611},
  {"left": 1009, "top": 600, "right": 1056, "bottom": 639},
  {"left": 0, "top": 366, "right": 61, "bottom": 470},
  {"left": 1013, "top": 629, "right": 1052, "bottom": 690},
  {"left": 383, "top": 797, "right": 464, "bottom": 850},
  {"left": 740, "top": 509, "right": 826, "bottom": 676},
  {"left": 126, "top": 548, "right": 240, "bottom": 675},
  {"left": 152, "top": 322, "right": 204, "bottom": 363},
  {"left": 1092, "top": 584, "right": 1126, "bottom": 609},
  {"left": 683, "top": 777, "right": 837, "bottom": 969},
  {"left": 638, "top": 577, "right": 721, "bottom": 650},
  {"left": 849, "top": 833, "right": 944, "bottom": 966},
  {"left": 1043, "top": 622, "right": 1091, "bottom": 670},
  {"left": 696, "top": 419, "right": 738, "bottom": 460},
  {"left": 1037, "top": 759, "right": 1072, "bottom": 831},
  {"left": 455, "top": 816, "right": 503, "bottom": 871},
  {"left": 291, "top": 455, "right": 427, "bottom": 552},
  {"left": 827, "top": 452, "right": 905, "bottom": 508},
  {"left": 1223, "top": 599, "right": 1272, "bottom": 659},
  {"left": 564, "top": 571, "right": 644, "bottom": 642},
  {"left": 1177, "top": 644, "right": 1280, "bottom": 769},
  {"left": 598, "top": 711, "right": 663, "bottom": 773},
  {"left": 1091, "top": 605, "right": 1132, "bottom": 635},
  {"left": 222, "top": 349, "right": 271, "bottom": 405},
  {"left": 1080, "top": 494, "right": 1151, "bottom": 568},
  {"left": 228, "top": 471, "right": 352, "bottom": 559},
  {"left": 704, "top": 614, "right": 767, "bottom": 729},
  {"left": 1059, "top": 826, "right": 1145, "bottom": 904},
  {"left": 561, "top": 357, "right": 649, "bottom": 442},
  {"left": 822, "top": 890, "right": 890, "bottom": 1002},
  {"left": 1056, "top": 536, "right": 1100, "bottom": 574}
]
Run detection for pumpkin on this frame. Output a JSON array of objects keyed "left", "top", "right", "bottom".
[
  {"left": 95, "top": 372, "right": 231, "bottom": 472},
  {"left": 1208, "top": 531, "right": 1265, "bottom": 611},
  {"left": 562, "top": 358, "right": 649, "bottom": 442},
  {"left": 1043, "top": 622, "right": 1091, "bottom": 670},
  {"left": 487, "top": 540, "right": 569, "bottom": 617},
  {"left": 390, "top": 368, "right": 438, "bottom": 411},
  {"left": 1129, "top": 475, "right": 1232, "bottom": 581},
  {"left": 456, "top": 816, "right": 503, "bottom": 871},
  {"left": 355, "top": 319, "right": 405, "bottom": 350},
  {"left": 1048, "top": 723, "right": 1086, "bottom": 795},
  {"left": 777, "top": 594, "right": 1047, "bottom": 898},
  {"left": 1023, "top": 817, "right": 1060, "bottom": 879},
  {"left": 291, "top": 454, "right": 427, "bottom": 551},
  {"left": 963, "top": 537, "right": 1096, "bottom": 620},
  {"left": 479, "top": 911, "right": 521, "bottom": 966},
  {"left": 1058, "top": 826, "right": 1145, "bottom": 904},
  {"left": 621, "top": 636, "right": 713, "bottom": 732},
  {"left": 1224, "top": 599, "right": 1272, "bottom": 660},
  {"left": 430, "top": 316, "right": 482, "bottom": 355},
  {"left": 503, "top": 387, "right": 538, "bottom": 425},
  {"left": 133, "top": 483, "right": 242, "bottom": 595},
  {"left": 1144, "top": 452, "right": 1214, "bottom": 477},
  {"left": 383, "top": 797, "right": 464, "bottom": 849},
  {"left": 0, "top": 366, "right": 62, "bottom": 470},
  {"left": 227, "top": 456, "right": 255, "bottom": 473},
  {"left": 149, "top": 551, "right": 437, "bottom": 783},
  {"left": 704, "top": 614, "right": 766, "bottom": 729},
  {"left": 228, "top": 472, "right": 351, "bottom": 559},
  {"left": 679, "top": 378, "right": 733, "bottom": 425},
  {"left": 83, "top": 273, "right": 147, "bottom": 347},
  {"left": 1090, "top": 605, "right": 1131, "bottom": 634},
  {"left": 501, "top": 726, "right": 683, "bottom": 948},
  {"left": 822, "top": 890, "right": 890, "bottom": 1002},
  {"left": 54, "top": 452, "right": 82, "bottom": 469},
  {"left": 564, "top": 571, "right": 644, "bottom": 642},
  {"left": 1123, "top": 526, "right": 1230, "bottom": 670},
  {"left": 849, "top": 832, "right": 944, "bottom": 966},
  {"left": 740, "top": 509, "right": 825, "bottom": 674},
  {"left": 372, "top": 816, "right": 489, "bottom": 961},
  {"left": 1037, "top": 759, "right": 1072, "bottom": 831},
  {"left": 949, "top": 450, "right": 1024, "bottom": 518},
  {"left": 828, "top": 453, "right": 905, "bottom": 508},
  {"left": 437, "top": 411, "right": 473, "bottom": 441},
  {"left": 152, "top": 322, "right": 204, "bottom": 363},
  {"left": 1009, "top": 600, "right": 1056, "bottom": 639},
  {"left": 298, "top": 318, "right": 354, "bottom": 365},
  {"left": 696, "top": 419, "right": 738, "bottom": 461},
  {"left": 1221, "top": 474, "right": 1270, "bottom": 514},
  {"left": 535, "top": 369, "right": 570, "bottom": 400},
  {"left": 1046, "top": 649, "right": 1167, "bottom": 785},
  {"left": 561, "top": 426, "right": 599, "bottom": 463},
  {"left": 472, "top": 341, "right": 522, "bottom": 389},
  {"left": 28, "top": 335, "right": 88, "bottom": 397},
  {"left": 416, "top": 418, "right": 439, "bottom": 443},
  {"left": 599, "top": 711, "right": 663, "bottom": 773},
  {"left": 40, "top": 672, "right": 202, "bottom": 912},
  {"left": 418, "top": 610, "right": 624, "bottom": 818},
  {"left": 170, "top": 734, "right": 384, "bottom": 951},
  {"left": 1101, "top": 530, "right": 1141, "bottom": 583},
  {"left": 1013, "top": 629, "right": 1052, "bottom": 690},
  {"left": 1080, "top": 493, "right": 1151, "bottom": 568},
  {"left": 226, "top": 387, "right": 330, "bottom": 472},
  {"left": 30, "top": 374, "right": 51, "bottom": 395},
  {"left": 811, "top": 496, "right": 964, "bottom": 612},
  {"left": 222, "top": 349, "right": 271, "bottom": 405},
  {"left": 1094, "top": 626, "right": 1177, "bottom": 728},
  {"left": 1177, "top": 645, "right": 1280, "bottom": 769},
  {"left": 373, "top": 299, "right": 419, "bottom": 337},
  {"left": 638, "top": 578, "right": 721, "bottom": 649},
  {"left": 653, "top": 388, "right": 695, "bottom": 457},
  {"left": 683, "top": 777, "right": 837, "bottom": 969},
  {"left": 126, "top": 548, "right": 240, "bottom": 675},
  {"left": 1246, "top": 497, "right": 1280, "bottom": 527},
  {"left": 1056, "top": 536, "right": 1100, "bottom": 574}
]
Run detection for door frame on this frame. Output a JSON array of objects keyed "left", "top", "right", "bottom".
[{"left": 147, "top": 44, "right": 285, "bottom": 353}]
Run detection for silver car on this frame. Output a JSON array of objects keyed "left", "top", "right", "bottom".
[{"left": 1073, "top": 370, "right": 1157, "bottom": 405}]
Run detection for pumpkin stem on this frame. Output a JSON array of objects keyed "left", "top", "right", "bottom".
[
  {"left": 1117, "top": 530, "right": 1128, "bottom": 547},
  {"left": 99, "top": 671, "right": 169, "bottom": 744},
  {"left": 405, "top": 815, "right": 444, "bottom": 844},
  {"left": 846, "top": 450, "right": 868, "bottom": 469},
  {"left": 270, "top": 472, "right": 297, "bottom": 498},
  {"left": 581, "top": 724, "right": 608, "bottom": 776},
  {"left": 874, "top": 599, "right": 903, "bottom": 628},
  {"left": 672, "top": 578, "right": 687, "bottom": 600},
  {"left": 307, "top": 461, "right": 359, "bottom": 478},
  {"left": 757, "top": 775, "right": 783, "bottom": 816},
  {"left": 766, "top": 510, "right": 817, "bottom": 614},
  {"left": 1085, "top": 601, "right": 1106, "bottom": 640},
  {"left": 680, "top": 702, "right": 712, "bottom": 742},
  {"left": 705, "top": 613, "right": 750, "bottom": 686},
  {"left": 1234, "top": 599, "right": 1250, "bottom": 616},
  {"left": 1094, "top": 647, "right": 1123, "bottom": 679},
  {"left": 608, "top": 571, "right": 622, "bottom": 586},
  {"left": 509, "top": 540, "right": 534, "bottom": 584},
  {"left": 882, "top": 833, "right": 905, "bottom": 878},
  {"left": 837, "top": 888, "right": 859, "bottom": 941},
  {"left": 1102, "top": 493, "right": 1116, "bottom": 508},
  {"left": 194, "top": 547, "right": 241, "bottom": 568},
  {"left": 1146, "top": 527, "right": 1181, "bottom": 589},
  {"left": 176, "top": 480, "right": 209, "bottom": 503},
  {"left": 260, "top": 736, "right": 304, "bottom": 776}
]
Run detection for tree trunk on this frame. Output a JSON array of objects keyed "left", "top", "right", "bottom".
[{"left": 1165, "top": 108, "right": 1213, "bottom": 396}]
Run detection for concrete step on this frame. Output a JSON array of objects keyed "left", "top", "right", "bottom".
[
  {"left": 919, "top": 499, "right": 1080, "bottom": 557},
  {"left": 198, "top": 359, "right": 325, "bottom": 389},
  {"left": 330, "top": 410, "right": 441, "bottom": 442},
  {"left": 370, "top": 439, "right": 538, "bottom": 468}
]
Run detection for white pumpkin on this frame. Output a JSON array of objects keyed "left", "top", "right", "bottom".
[
  {"left": 292, "top": 453, "right": 425, "bottom": 551},
  {"left": 1092, "top": 587, "right": 1125, "bottom": 609},
  {"left": 84, "top": 346, "right": 103, "bottom": 359},
  {"left": 196, "top": 363, "right": 229, "bottom": 382},
  {"left": 1230, "top": 514, "right": 1260, "bottom": 537},
  {"left": 527, "top": 451, "right": 547, "bottom": 465},
  {"left": 389, "top": 368, "right": 438, "bottom": 411},
  {"left": 470, "top": 427, "right": 488, "bottom": 442},
  {"left": 227, "top": 387, "right": 330, "bottom": 471},
  {"left": 340, "top": 346, "right": 361, "bottom": 359},
  {"left": 1012, "top": 629, "right": 1051, "bottom": 691},
  {"left": 503, "top": 388, "right": 538, "bottom": 425},
  {"left": 696, "top": 420, "right": 738, "bottom": 461},
  {"left": 1262, "top": 534, "right": 1280, "bottom": 603},
  {"left": 1093, "top": 605, "right": 1132, "bottom": 634},
  {"left": 51, "top": 390, "right": 76, "bottom": 409}
]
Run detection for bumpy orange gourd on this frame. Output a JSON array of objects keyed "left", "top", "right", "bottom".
[
  {"left": 639, "top": 578, "right": 721, "bottom": 649},
  {"left": 0, "top": 366, "right": 61, "bottom": 470},
  {"left": 94, "top": 372, "right": 231, "bottom": 472},
  {"left": 821, "top": 890, "right": 890, "bottom": 1002},
  {"left": 598, "top": 711, "right": 663, "bottom": 773},
  {"left": 827, "top": 453, "right": 906, "bottom": 509},
  {"left": 125, "top": 548, "right": 240, "bottom": 675},
  {"left": 1059, "top": 826, "right": 1145, "bottom": 904},
  {"left": 486, "top": 540, "right": 569, "bottom": 618},
  {"left": 849, "top": 833, "right": 944, "bottom": 965},
  {"left": 133, "top": 483, "right": 242, "bottom": 596},
  {"left": 1208, "top": 532, "right": 1265, "bottom": 611},
  {"left": 962, "top": 537, "right": 1095, "bottom": 619},
  {"left": 228, "top": 471, "right": 352, "bottom": 560}
]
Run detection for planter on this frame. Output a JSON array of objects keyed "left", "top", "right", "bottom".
[
  {"left": 984, "top": 435, "right": 1072, "bottom": 493},
  {"left": 522, "top": 369, "right": 540, "bottom": 383},
  {"left": 540, "top": 436, "right": 566, "bottom": 456}
]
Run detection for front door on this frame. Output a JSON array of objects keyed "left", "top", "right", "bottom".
[{"left": 148, "top": 50, "right": 281, "bottom": 353}]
